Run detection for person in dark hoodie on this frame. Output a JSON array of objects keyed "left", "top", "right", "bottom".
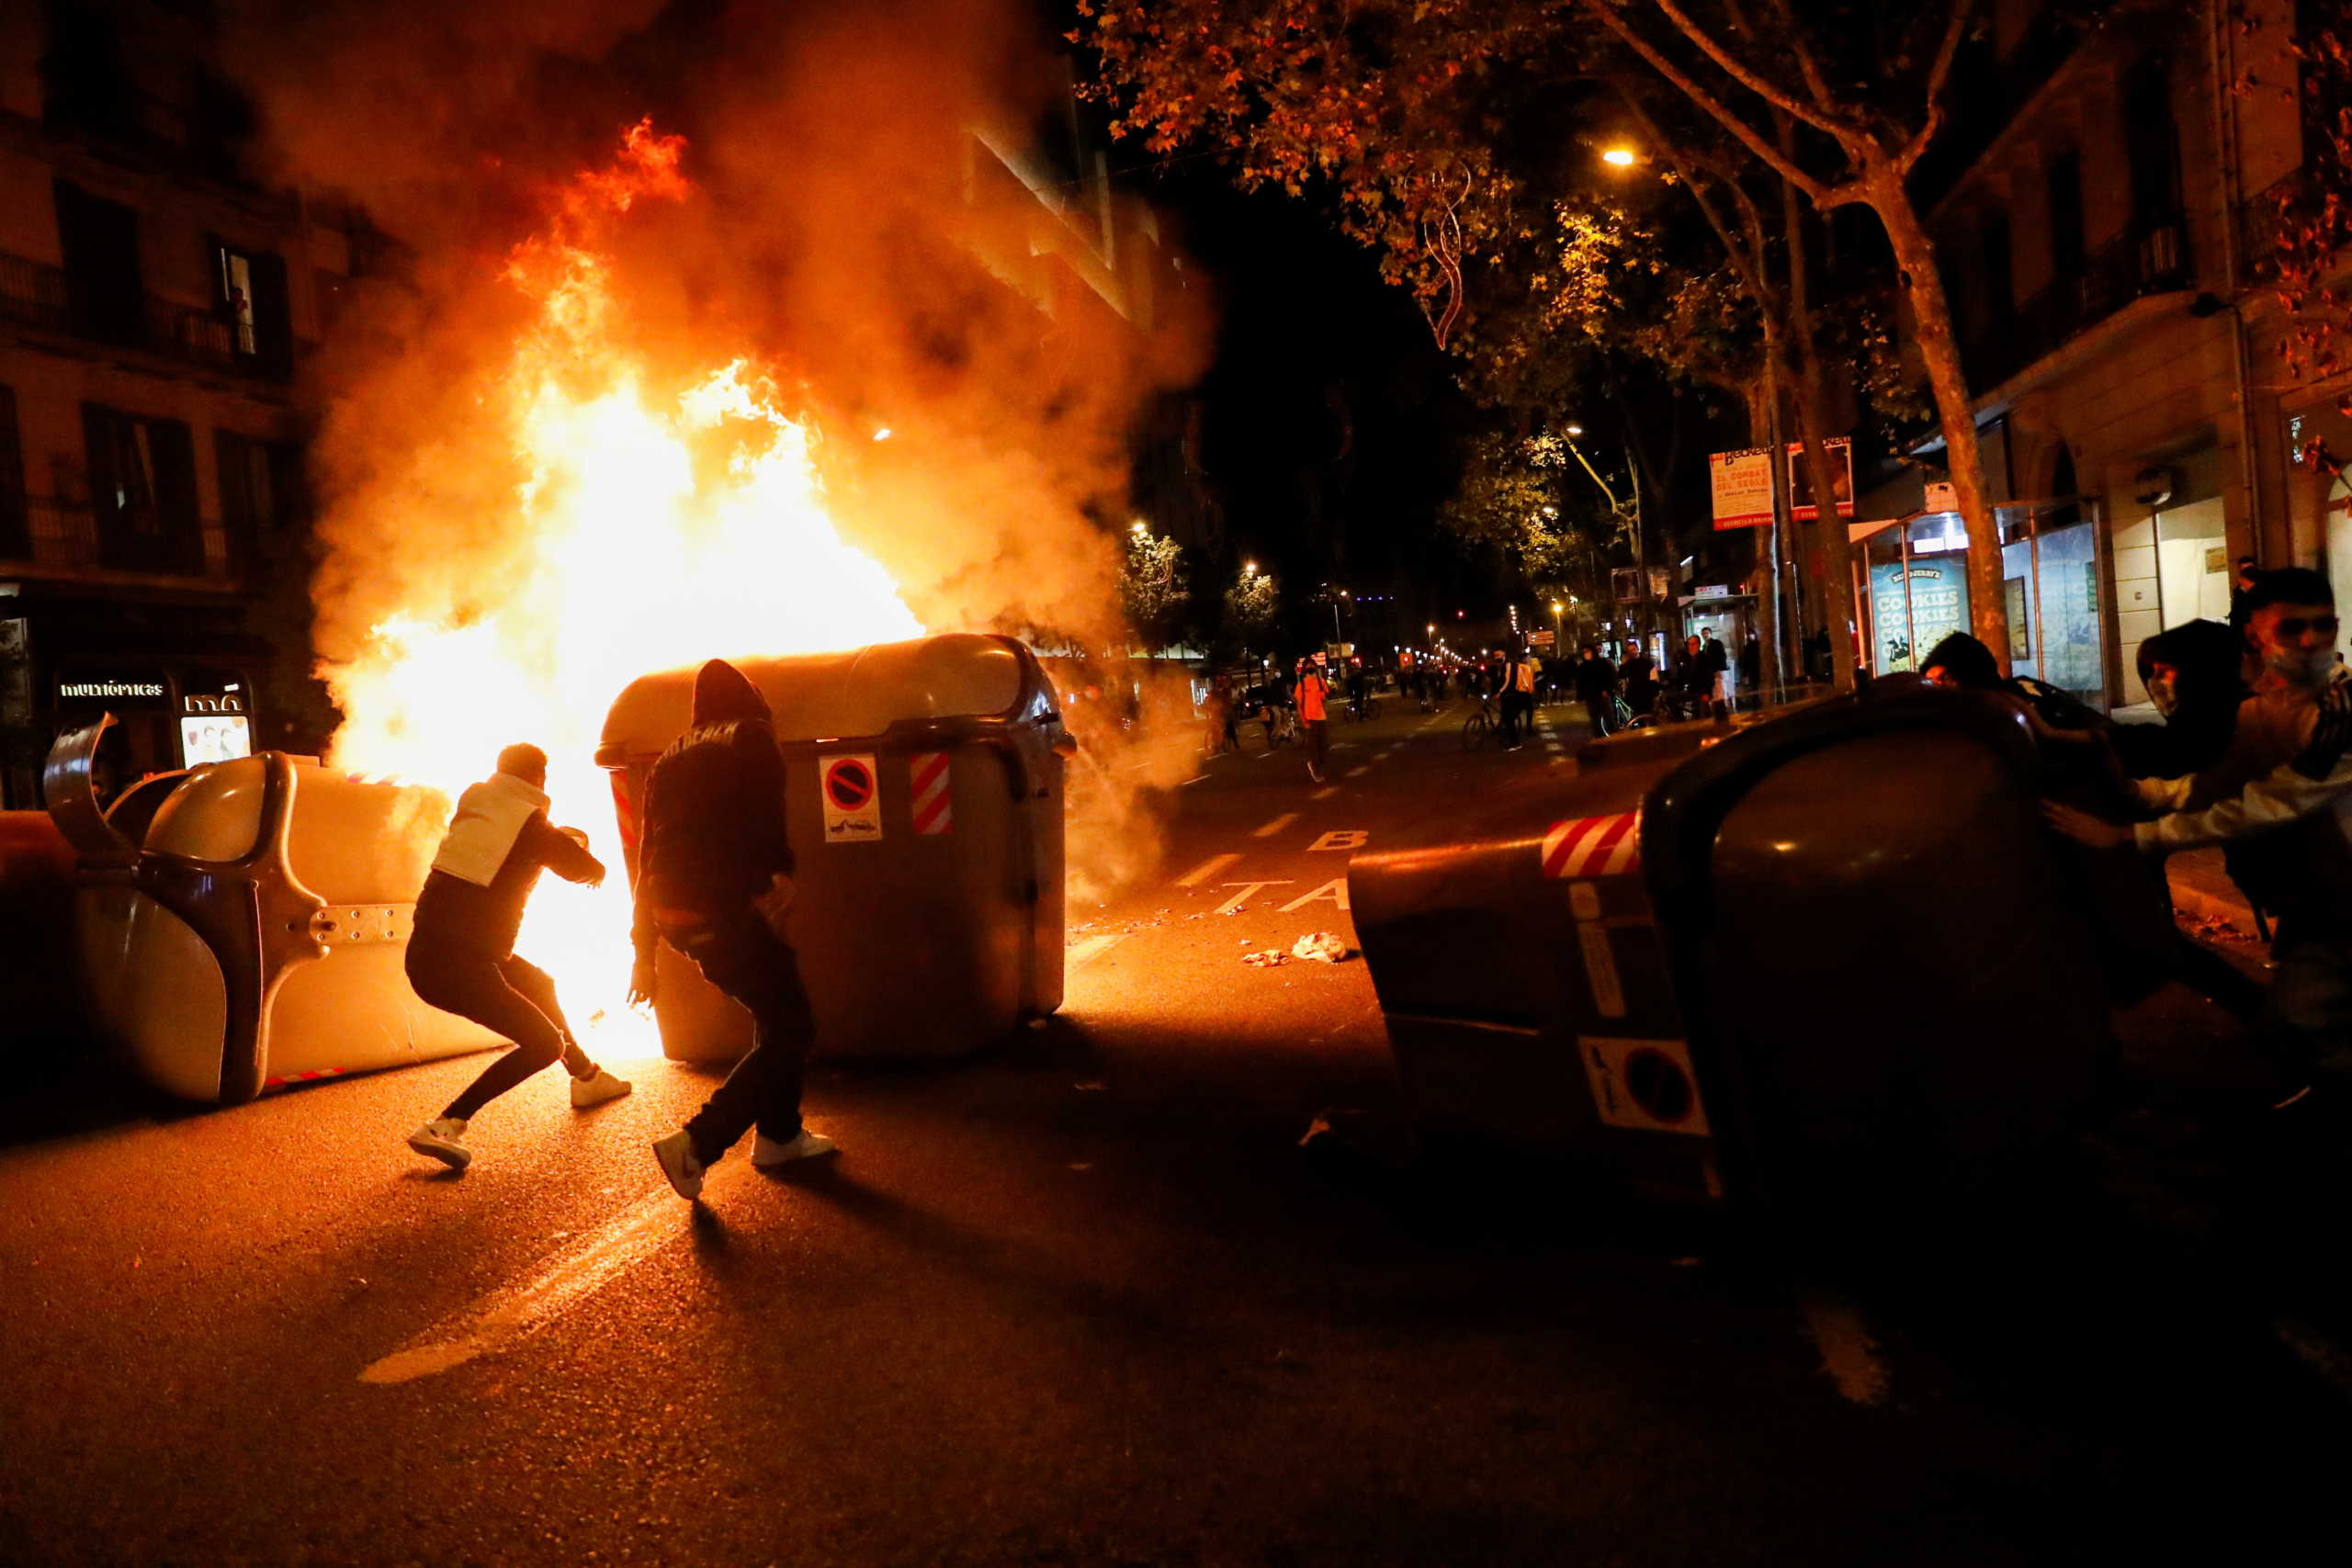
[
  {"left": 404, "top": 743, "right": 631, "bottom": 1171},
  {"left": 633, "top": 660, "right": 834, "bottom": 1201}
]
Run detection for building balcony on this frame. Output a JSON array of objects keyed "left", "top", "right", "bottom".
[
  {"left": 0, "top": 249, "right": 291, "bottom": 386},
  {"left": 1962, "top": 212, "right": 2193, "bottom": 392},
  {"left": 0, "top": 497, "right": 240, "bottom": 590}
]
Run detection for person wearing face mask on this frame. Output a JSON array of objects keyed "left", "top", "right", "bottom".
[
  {"left": 2048, "top": 568, "right": 2352, "bottom": 1121},
  {"left": 2112, "top": 619, "right": 2245, "bottom": 780}
]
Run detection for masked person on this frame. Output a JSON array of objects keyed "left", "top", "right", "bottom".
[
  {"left": 634, "top": 660, "right": 833, "bottom": 1201},
  {"left": 1572, "top": 644, "right": 1617, "bottom": 739},
  {"left": 404, "top": 744, "right": 631, "bottom": 1171},
  {"left": 2048, "top": 569, "right": 2352, "bottom": 1118}
]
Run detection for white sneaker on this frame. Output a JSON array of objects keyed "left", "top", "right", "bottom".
[
  {"left": 751, "top": 1129, "right": 837, "bottom": 1168},
  {"left": 407, "top": 1117, "right": 470, "bottom": 1171},
  {"left": 570, "top": 1067, "right": 632, "bottom": 1110},
  {"left": 651, "top": 1129, "right": 704, "bottom": 1201}
]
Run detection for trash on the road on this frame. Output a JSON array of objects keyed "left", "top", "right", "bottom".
[
  {"left": 1291, "top": 931, "right": 1351, "bottom": 964},
  {"left": 1241, "top": 950, "right": 1290, "bottom": 967}
]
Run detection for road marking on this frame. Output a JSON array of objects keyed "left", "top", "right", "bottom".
[
  {"left": 1175, "top": 852, "right": 1241, "bottom": 887},
  {"left": 1178, "top": 774, "right": 1209, "bottom": 786},
  {"left": 1311, "top": 786, "right": 1340, "bottom": 800},
  {"left": 1343, "top": 765, "right": 1369, "bottom": 779},
  {"left": 1067, "top": 933, "right": 1126, "bottom": 966},
  {"left": 1216, "top": 879, "right": 1292, "bottom": 914},
  {"left": 1796, "top": 1285, "right": 1890, "bottom": 1406},
  {"left": 1308, "top": 829, "right": 1367, "bottom": 852},
  {"left": 361, "top": 1190, "right": 676, "bottom": 1384},
  {"left": 1279, "top": 877, "right": 1350, "bottom": 914},
  {"left": 1252, "top": 812, "right": 1300, "bottom": 839}
]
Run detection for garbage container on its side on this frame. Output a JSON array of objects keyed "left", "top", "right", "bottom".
[
  {"left": 1351, "top": 685, "right": 2116, "bottom": 1220},
  {"left": 44, "top": 716, "right": 499, "bottom": 1103},
  {"left": 595, "top": 633, "right": 1069, "bottom": 1065}
]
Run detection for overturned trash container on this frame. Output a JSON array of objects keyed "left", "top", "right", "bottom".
[
  {"left": 596, "top": 633, "right": 1069, "bottom": 1064},
  {"left": 45, "top": 716, "right": 499, "bottom": 1104},
  {"left": 1350, "top": 685, "right": 2116, "bottom": 1219}
]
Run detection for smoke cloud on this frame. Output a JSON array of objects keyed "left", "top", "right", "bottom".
[{"left": 216, "top": 0, "right": 1213, "bottom": 897}]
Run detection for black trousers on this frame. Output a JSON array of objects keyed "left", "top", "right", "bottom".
[
  {"left": 1500, "top": 693, "right": 1532, "bottom": 745},
  {"left": 1582, "top": 695, "right": 1614, "bottom": 737},
  {"left": 662, "top": 907, "right": 819, "bottom": 1164},
  {"left": 408, "top": 946, "right": 592, "bottom": 1120}
]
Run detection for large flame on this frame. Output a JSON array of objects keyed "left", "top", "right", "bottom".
[{"left": 325, "top": 122, "right": 922, "bottom": 1056}]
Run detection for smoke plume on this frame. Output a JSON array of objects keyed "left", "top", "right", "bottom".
[{"left": 216, "top": 0, "right": 1212, "bottom": 897}]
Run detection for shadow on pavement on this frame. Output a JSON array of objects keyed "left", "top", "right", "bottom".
[{"left": 0, "top": 1028, "right": 198, "bottom": 1152}]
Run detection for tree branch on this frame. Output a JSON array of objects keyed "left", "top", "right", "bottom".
[
  {"left": 1747, "top": 0, "right": 1838, "bottom": 113},
  {"left": 1645, "top": 0, "right": 1849, "bottom": 139},
  {"left": 1577, "top": 0, "right": 1853, "bottom": 208},
  {"left": 1899, "top": 0, "right": 1975, "bottom": 170}
]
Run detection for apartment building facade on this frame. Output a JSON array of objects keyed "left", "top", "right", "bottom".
[
  {"left": 0, "top": 1, "right": 368, "bottom": 807},
  {"left": 1860, "top": 0, "right": 2312, "bottom": 707}
]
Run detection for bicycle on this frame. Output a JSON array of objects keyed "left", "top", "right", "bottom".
[
  {"left": 1265, "top": 704, "right": 1300, "bottom": 748},
  {"left": 1342, "top": 693, "right": 1382, "bottom": 723},
  {"left": 1462, "top": 696, "right": 1498, "bottom": 750}
]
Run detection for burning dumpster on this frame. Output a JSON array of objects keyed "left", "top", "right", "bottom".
[
  {"left": 1349, "top": 684, "right": 2119, "bottom": 1219},
  {"left": 44, "top": 716, "right": 499, "bottom": 1104},
  {"left": 596, "top": 633, "right": 1069, "bottom": 1064}
]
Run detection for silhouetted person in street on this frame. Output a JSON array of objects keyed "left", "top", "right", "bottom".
[
  {"left": 635, "top": 660, "right": 835, "bottom": 1201},
  {"left": 1297, "top": 653, "right": 1332, "bottom": 781},
  {"left": 1574, "top": 644, "right": 1617, "bottom": 738},
  {"left": 1702, "top": 631, "right": 1730, "bottom": 716},
  {"left": 2230, "top": 555, "right": 2262, "bottom": 629},
  {"left": 404, "top": 744, "right": 631, "bottom": 1172},
  {"left": 1620, "top": 643, "right": 1659, "bottom": 719}
]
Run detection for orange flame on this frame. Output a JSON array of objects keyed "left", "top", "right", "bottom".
[{"left": 325, "top": 122, "right": 922, "bottom": 1057}]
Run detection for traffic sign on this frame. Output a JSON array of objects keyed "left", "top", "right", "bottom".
[
  {"left": 820, "top": 753, "right": 882, "bottom": 842},
  {"left": 1528, "top": 629, "right": 1555, "bottom": 648}
]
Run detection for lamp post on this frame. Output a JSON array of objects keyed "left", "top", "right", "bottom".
[{"left": 1551, "top": 600, "right": 1565, "bottom": 653}]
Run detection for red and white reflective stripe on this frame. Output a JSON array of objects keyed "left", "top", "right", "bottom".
[
  {"left": 264, "top": 1067, "right": 345, "bottom": 1089},
  {"left": 910, "top": 751, "right": 953, "bottom": 836},
  {"left": 1541, "top": 812, "right": 1640, "bottom": 878}
]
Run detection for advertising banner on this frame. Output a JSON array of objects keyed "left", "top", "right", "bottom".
[
  {"left": 1786, "top": 436, "right": 1855, "bottom": 521},
  {"left": 1713, "top": 438, "right": 1857, "bottom": 527},
  {"left": 1710, "top": 446, "right": 1774, "bottom": 529},
  {"left": 1868, "top": 558, "right": 1972, "bottom": 672}
]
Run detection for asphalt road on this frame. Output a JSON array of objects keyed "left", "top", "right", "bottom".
[{"left": 1, "top": 697, "right": 2345, "bottom": 1565}]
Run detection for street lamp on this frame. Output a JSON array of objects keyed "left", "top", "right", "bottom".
[{"left": 1551, "top": 599, "right": 1564, "bottom": 652}]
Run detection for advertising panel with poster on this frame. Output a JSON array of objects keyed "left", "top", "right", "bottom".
[
  {"left": 1710, "top": 446, "right": 1773, "bottom": 529},
  {"left": 1868, "top": 559, "right": 1971, "bottom": 672},
  {"left": 1785, "top": 437, "right": 1855, "bottom": 521},
  {"left": 180, "top": 716, "right": 253, "bottom": 765}
]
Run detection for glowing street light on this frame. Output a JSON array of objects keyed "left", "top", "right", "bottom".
[
  {"left": 1130, "top": 519, "right": 1148, "bottom": 536},
  {"left": 1600, "top": 147, "right": 1637, "bottom": 168},
  {"left": 873, "top": 426, "right": 893, "bottom": 441}
]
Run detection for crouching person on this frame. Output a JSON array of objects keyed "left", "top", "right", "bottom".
[
  {"left": 405, "top": 744, "right": 632, "bottom": 1171},
  {"left": 633, "top": 660, "right": 835, "bottom": 1202}
]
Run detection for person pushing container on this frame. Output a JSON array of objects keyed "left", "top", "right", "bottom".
[
  {"left": 634, "top": 660, "right": 836, "bottom": 1201},
  {"left": 404, "top": 744, "right": 634, "bottom": 1172}
]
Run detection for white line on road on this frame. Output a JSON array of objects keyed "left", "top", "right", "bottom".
[
  {"left": 1175, "top": 852, "right": 1242, "bottom": 887},
  {"left": 1216, "top": 879, "right": 1293, "bottom": 914},
  {"left": 361, "top": 1190, "right": 677, "bottom": 1384},
  {"left": 1252, "top": 812, "right": 1301, "bottom": 839},
  {"left": 1343, "top": 765, "right": 1369, "bottom": 779},
  {"left": 1796, "top": 1285, "right": 1890, "bottom": 1406},
  {"left": 1067, "top": 933, "right": 1126, "bottom": 966},
  {"left": 1311, "top": 786, "right": 1340, "bottom": 801}
]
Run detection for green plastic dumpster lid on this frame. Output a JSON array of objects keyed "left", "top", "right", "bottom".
[{"left": 599, "top": 634, "right": 1034, "bottom": 757}]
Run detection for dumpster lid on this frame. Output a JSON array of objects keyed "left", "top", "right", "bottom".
[{"left": 600, "top": 634, "right": 1043, "bottom": 757}]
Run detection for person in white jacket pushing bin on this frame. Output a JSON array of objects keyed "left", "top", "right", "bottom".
[
  {"left": 404, "top": 744, "right": 633, "bottom": 1171},
  {"left": 2048, "top": 567, "right": 2352, "bottom": 1124}
]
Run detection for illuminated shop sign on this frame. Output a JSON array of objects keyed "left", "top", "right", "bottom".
[{"left": 57, "top": 677, "right": 166, "bottom": 702}]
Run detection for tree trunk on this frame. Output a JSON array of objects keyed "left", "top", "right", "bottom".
[
  {"left": 1780, "top": 165, "right": 1860, "bottom": 694},
  {"left": 1871, "top": 175, "right": 2011, "bottom": 669},
  {"left": 1753, "top": 362, "right": 1786, "bottom": 705}
]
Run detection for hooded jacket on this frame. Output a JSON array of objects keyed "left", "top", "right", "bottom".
[
  {"left": 631, "top": 660, "right": 795, "bottom": 958},
  {"left": 413, "top": 771, "right": 604, "bottom": 957}
]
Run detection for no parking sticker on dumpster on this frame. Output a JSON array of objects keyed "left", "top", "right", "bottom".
[{"left": 820, "top": 754, "right": 883, "bottom": 842}]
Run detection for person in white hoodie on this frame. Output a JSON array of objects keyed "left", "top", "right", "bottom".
[
  {"left": 404, "top": 744, "right": 632, "bottom": 1171},
  {"left": 2048, "top": 567, "right": 2352, "bottom": 1114}
]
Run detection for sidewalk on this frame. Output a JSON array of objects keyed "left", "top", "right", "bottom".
[{"left": 2165, "top": 846, "right": 2263, "bottom": 940}]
